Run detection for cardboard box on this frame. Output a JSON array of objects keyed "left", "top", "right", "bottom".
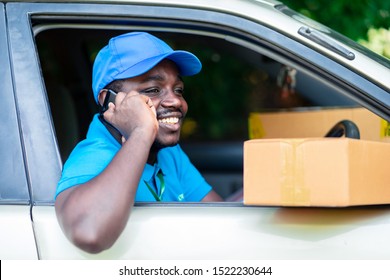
[
  {"left": 248, "top": 107, "right": 390, "bottom": 142},
  {"left": 244, "top": 138, "right": 390, "bottom": 207}
]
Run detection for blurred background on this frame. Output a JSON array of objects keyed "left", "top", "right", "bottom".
[{"left": 283, "top": 0, "right": 390, "bottom": 58}]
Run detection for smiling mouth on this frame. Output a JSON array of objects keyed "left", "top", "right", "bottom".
[{"left": 158, "top": 117, "right": 180, "bottom": 124}]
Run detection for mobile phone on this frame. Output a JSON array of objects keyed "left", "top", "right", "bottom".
[
  {"left": 99, "top": 89, "right": 122, "bottom": 143},
  {"left": 100, "top": 89, "right": 117, "bottom": 114}
]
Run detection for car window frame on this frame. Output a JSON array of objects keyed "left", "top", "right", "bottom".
[
  {"left": 0, "top": 3, "right": 30, "bottom": 205},
  {"left": 7, "top": 1, "right": 390, "bottom": 205}
]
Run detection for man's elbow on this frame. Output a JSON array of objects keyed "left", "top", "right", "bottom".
[{"left": 69, "top": 226, "right": 114, "bottom": 254}]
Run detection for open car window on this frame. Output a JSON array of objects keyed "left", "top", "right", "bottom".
[{"left": 35, "top": 22, "right": 380, "bottom": 202}]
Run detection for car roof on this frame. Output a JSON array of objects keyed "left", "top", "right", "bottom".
[
  {"left": 2, "top": 0, "right": 281, "bottom": 5},
  {"left": 3, "top": 0, "right": 390, "bottom": 91}
]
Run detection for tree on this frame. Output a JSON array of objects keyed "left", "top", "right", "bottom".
[{"left": 282, "top": 0, "right": 390, "bottom": 41}]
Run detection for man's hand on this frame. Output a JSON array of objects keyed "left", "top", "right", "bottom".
[{"left": 103, "top": 91, "right": 158, "bottom": 142}]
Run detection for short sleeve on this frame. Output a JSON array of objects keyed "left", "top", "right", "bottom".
[{"left": 56, "top": 115, "right": 120, "bottom": 198}]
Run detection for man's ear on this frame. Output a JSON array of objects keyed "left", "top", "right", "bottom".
[{"left": 97, "top": 90, "right": 108, "bottom": 107}]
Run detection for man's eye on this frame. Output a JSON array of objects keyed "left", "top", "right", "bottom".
[
  {"left": 175, "top": 88, "right": 184, "bottom": 95},
  {"left": 141, "top": 88, "right": 160, "bottom": 96}
]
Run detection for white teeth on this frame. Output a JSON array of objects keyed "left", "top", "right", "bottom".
[{"left": 159, "top": 117, "right": 179, "bottom": 124}]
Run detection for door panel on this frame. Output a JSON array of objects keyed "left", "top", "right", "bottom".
[
  {"left": 0, "top": 206, "right": 37, "bottom": 259},
  {"left": 0, "top": 4, "right": 37, "bottom": 260},
  {"left": 33, "top": 204, "right": 390, "bottom": 259},
  {"left": 0, "top": 4, "right": 30, "bottom": 202}
]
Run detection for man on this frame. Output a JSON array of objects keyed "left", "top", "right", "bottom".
[{"left": 55, "top": 32, "right": 222, "bottom": 254}]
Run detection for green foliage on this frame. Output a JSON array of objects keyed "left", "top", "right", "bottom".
[
  {"left": 358, "top": 27, "right": 390, "bottom": 58},
  {"left": 282, "top": 0, "right": 390, "bottom": 41}
]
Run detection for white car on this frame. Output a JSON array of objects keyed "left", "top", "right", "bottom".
[{"left": 2, "top": 0, "right": 390, "bottom": 259}]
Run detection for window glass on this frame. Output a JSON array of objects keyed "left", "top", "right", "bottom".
[
  {"left": 37, "top": 28, "right": 356, "bottom": 143},
  {"left": 36, "top": 27, "right": 362, "bottom": 200}
]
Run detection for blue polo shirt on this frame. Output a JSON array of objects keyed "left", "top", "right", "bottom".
[{"left": 56, "top": 114, "right": 212, "bottom": 202}]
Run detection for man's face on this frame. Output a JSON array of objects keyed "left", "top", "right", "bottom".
[{"left": 120, "top": 59, "right": 188, "bottom": 149}]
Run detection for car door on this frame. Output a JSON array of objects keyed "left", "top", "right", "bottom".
[
  {"left": 6, "top": 1, "right": 390, "bottom": 260},
  {"left": 0, "top": 3, "right": 37, "bottom": 260}
]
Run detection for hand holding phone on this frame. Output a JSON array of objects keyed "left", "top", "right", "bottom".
[
  {"left": 99, "top": 89, "right": 122, "bottom": 143},
  {"left": 100, "top": 89, "right": 117, "bottom": 114},
  {"left": 99, "top": 89, "right": 158, "bottom": 144}
]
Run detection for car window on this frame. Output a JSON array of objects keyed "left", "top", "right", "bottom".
[
  {"left": 33, "top": 8, "right": 384, "bottom": 201},
  {"left": 36, "top": 26, "right": 367, "bottom": 200},
  {"left": 0, "top": 4, "right": 30, "bottom": 203},
  {"left": 37, "top": 27, "right": 359, "bottom": 144}
]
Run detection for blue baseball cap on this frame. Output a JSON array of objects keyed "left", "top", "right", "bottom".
[{"left": 92, "top": 32, "right": 202, "bottom": 102}]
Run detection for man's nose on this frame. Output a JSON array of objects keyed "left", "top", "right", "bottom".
[{"left": 160, "top": 90, "right": 182, "bottom": 108}]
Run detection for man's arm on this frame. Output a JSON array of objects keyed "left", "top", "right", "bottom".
[
  {"left": 55, "top": 91, "right": 157, "bottom": 254},
  {"left": 202, "top": 190, "right": 223, "bottom": 202}
]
